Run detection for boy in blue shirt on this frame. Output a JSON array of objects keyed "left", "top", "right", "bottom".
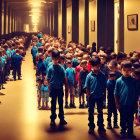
[
  {"left": 114, "top": 61, "right": 139, "bottom": 139},
  {"left": 65, "top": 60, "right": 76, "bottom": 108},
  {"left": 47, "top": 50, "right": 67, "bottom": 127},
  {"left": 85, "top": 57, "right": 106, "bottom": 134},
  {"left": 12, "top": 49, "right": 23, "bottom": 80},
  {"left": 40, "top": 79, "right": 50, "bottom": 110},
  {"left": 107, "top": 71, "right": 119, "bottom": 129},
  {"left": 79, "top": 60, "right": 89, "bottom": 108}
]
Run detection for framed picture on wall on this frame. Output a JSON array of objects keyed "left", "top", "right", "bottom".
[
  {"left": 91, "top": 20, "right": 95, "bottom": 32},
  {"left": 68, "top": 25, "right": 71, "bottom": 34},
  {"left": 127, "top": 14, "right": 138, "bottom": 30}
]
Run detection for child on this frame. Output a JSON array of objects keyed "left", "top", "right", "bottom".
[
  {"left": 79, "top": 60, "right": 89, "bottom": 108},
  {"left": 37, "top": 76, "right": 43, "bottom": 109},
  {"left": 85, "top": 57, "right": 106, "bottom": 134},
  {"left": 65, "top": 60, "right": 76, "bottom": 108},
  {"left": 47, "top": 50, "right": 67, "bottom": 126},
  {"left": 114, "top": 61, "right": 139, "bottom": 139},
  {"left": 107, "top": 71, "right": 119, "bottom": 129},
  {"left": 12, "top": 49, "right": 23, "bottom": 80},
  {"left": 40, "top": 79, "right": 50, "bottom": 110}
]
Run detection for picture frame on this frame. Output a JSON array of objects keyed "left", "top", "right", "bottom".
[
  {"left": 127, "top": 14, "right": 138, "bottom": 31},
  {"left": 91, "top": 20, "right": 95, "bottom": 32},
  {"left": 68, "top": 25, "right": 71, "bottom": 34}
]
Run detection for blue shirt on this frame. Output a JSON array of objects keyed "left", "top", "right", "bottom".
[
  {"left": 6, "top": 49, "right": 12, "bottom": 58},
  {"left": 41, "top": 85, "right": 49, "bottom": 92},
  {"left": 36, "top": 60, "right": 46, "bottom": 76},
  {"left": 114, "top": 76, "right": 139, "bottom": 107},
  {"left": 107, "top": 79, "right": 116, "bottom": 99},
  {"left": 0, "top": 58, "right": 4, "bottom": 71},
  {"left": 11, "top": 50, "right": 16, "bottom": 56},
  {"left": 31, "top": 46, "right": 38, "bottom": 58},
  {"left": 37, "top": 41, "right": 42, "bottom": 48},
  {"left": 72, "top": 58, "right": 79, "bottom": 68},
  {"left": 43, "top": 56, "right": 52, "bottom": 74},
  {"left": 12, "top": 54, "right": 23, "bottom": 67},
  {"left": 65, "top": 68, "right": 76, "bottom": 86},
  {"left": 47, "top": 64, "right": 65, "bottom": 89},
  {"left": 85, "top": 71, "right": 106, "bottom": 98}
]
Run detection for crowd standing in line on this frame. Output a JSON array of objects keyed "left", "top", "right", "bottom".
[
  {"left": 0, "top": 36, "right": 28, "bottom": 103},
  {"left": 30, "top": 32, "right": 140, "bottom": 139}
]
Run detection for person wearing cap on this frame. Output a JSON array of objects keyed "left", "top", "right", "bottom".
[
  {"left": 85, "top": 57, "right": 106, "bottom": 134},
  {"left": 114, "top": 61, "right": 139, "bottom": 139},
  {"left": 107, "top": 71, "right": 119, "bottom": 129}
]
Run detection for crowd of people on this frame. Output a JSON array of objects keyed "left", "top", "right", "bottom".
[
  {"left": 31, "top": 32, "right": 140, "bottom": 139},
  {"left": 0, "top": 36, "right": 28, "bottom": 103}
]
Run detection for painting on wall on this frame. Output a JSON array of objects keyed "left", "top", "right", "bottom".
[
  {"left": 127, "top": 14, "right": 138, "bottom": 30},
  {"left": 91, "top": 20, "right": 95, "bottom": 32}
]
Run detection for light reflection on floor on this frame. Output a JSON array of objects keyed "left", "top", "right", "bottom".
[{"left": 0, "top": 47, "right": 140, "bottom": 140}]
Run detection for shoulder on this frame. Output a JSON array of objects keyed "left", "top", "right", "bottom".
[{"left": 116, "top": 76, "right": 123, "bottom": 83}]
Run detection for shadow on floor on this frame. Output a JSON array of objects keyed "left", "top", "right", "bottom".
[
  {"left": 64, "top": 112, "right": 107, "bottom": 115},
  {"left": 45, "top": 125, "right": 71, "bottom": 134}
]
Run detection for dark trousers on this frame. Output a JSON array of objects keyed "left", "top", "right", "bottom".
[
  {"left": 88, "top": 96, "right": 104, "bottom": 128},
  {"left": 119, "top": 106, "right": 134, "bottom": 135},
  {"left": 50, "top": 87, "right": 64, "bottom": 121},
  {"left": 107, "top": 100, "right": 118, "bottom": 125},
  {"left": 13, "top": 66, "right": 21, "bottom": 80}
]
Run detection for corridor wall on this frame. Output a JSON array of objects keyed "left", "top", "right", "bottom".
[{"left": 124, "top": 0, "right": 140, "bottom": 53}]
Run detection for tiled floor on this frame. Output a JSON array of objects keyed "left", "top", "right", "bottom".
[{"left": 0, "top": 47, "right": 140, "bottom": 140}]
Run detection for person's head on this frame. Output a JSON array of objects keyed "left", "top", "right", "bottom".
[
  {"left": 83, "top": 54, "right": 90, "bottom": 61},
  {"left": 38, "top": 53, "right": 44, "bottom": 61},
  {"left": 43, "top": 79, "right": 48, "bottom": 86},
  {"left": 108, "top": 60, "right": 118, "bottom": 71},
  {"left": 90, "top": 57, "right": 101, "bottom": 74},
  {"left": 15, "top": 49, "right": 20, "bottom": 54},
  {"left": 60, "top": 54, "right": 65, "bottom": 64},
  {"left": 108, "top": 71, "right": 117, "bottom": 81},
  {"left": 52, "top": 50, "right": 60, "bottom": 64},
  {"left": 81, "top": 60, "right": 87, "bottom": 70},
  {"left": 67, "top": 60, "right": 72, "bottom": 68},
  {"left": 99, "top": 53, "right": 107, "bottom": 64},
  {"left": 134, "top": 69, "right": 140, "bottom": 80},
  {"left": 121, "top": 61, "right": 132, "bottom": 77}
]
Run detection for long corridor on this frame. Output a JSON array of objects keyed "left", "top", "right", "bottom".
[{"left": 0, "top": 47, "right": 140, "bottom": 140}]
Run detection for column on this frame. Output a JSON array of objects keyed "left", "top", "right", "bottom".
[
  {"left": 119, "top": 0, "right": 124, "bottom": 52},
  {"left": 62, "top": 0, "right": 66, "bottom": 40},
  {"left": 54, "top": 1, "right": 58, "bottom": 37},
  {"left": 72, "top": 0, "right": 79, "bottom": 43}
]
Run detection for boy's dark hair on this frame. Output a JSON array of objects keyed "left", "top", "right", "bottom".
[
  {"left": 133, "top": 62, "right": 140, "bottom": 69},
  {"left": 109, "top": 60, "right": 118, "bottom": 67},
  {"left": 121, "top": 61, "right": 132, "bottom": 69},
  {"left": 15, "top": 49, "right": 20, "bottom": 53},
  {"left": 52, "top": 50, "right": 60, "bottom": 58},
  {"left": 130, "top": 57, "right": 139, "bottom": 64},
  {"left": 117, "top": 52, "right": 127, "bottom": 61},
  {"left": 99, "top": 46, "right": 106, "bottom": 52},
  {"left": 134, "top": 69, "right": 140, "bottom": 76},
  {"left": 12, "top": 43, "right": 15, "bottom": 47},
  {"left": 108, "top": 71, "right": 117, "bottom": 77},
  {"left": 90, "top": 57, "right": 101, "bottom": 66}
]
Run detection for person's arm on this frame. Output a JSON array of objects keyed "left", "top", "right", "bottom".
[
  {"left": 114, "top": 94, "right": 120, "bottom": 110},
  {"left": 114, "top": 81, "right": 120, "bottom": 110},
  {"left": 86, "top": 88, "right": 91, "bottom": 98}
]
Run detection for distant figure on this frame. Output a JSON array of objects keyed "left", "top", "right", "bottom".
[{"left": 91, "top": 42, "right": 96, "bottom": 53}]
